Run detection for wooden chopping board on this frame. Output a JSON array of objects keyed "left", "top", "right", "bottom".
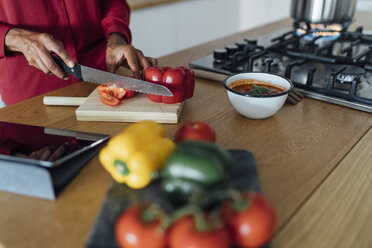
[{"left": 75, "top": 89, "right": 183, "bottom": 124}]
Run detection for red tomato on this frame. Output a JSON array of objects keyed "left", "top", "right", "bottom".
[
  {"left": 100, "top": 92, "right": 120, "bottom": 106},
  {"left": 168, "top": 215, "right": 231, "bottom": 248},
  {"left": 222, "top": 192, "right": 276, "bottom": 248},
  {"left": 175, "top": 121, "right": 216, "bottom": 143},
  {"left": 115, "top": 205, "right": 166, "bottom": 248}
]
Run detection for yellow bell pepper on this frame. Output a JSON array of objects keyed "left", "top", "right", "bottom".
[{"left": 99, "top": 121, "right": 176, "bottom": 189}]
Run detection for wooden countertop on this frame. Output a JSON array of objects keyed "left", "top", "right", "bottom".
[{"left": 0, "top": 12, "right": 371, "bottom": 248}]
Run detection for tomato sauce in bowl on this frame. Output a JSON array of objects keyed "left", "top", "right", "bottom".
[
  {"left": 229, "top": 79, "right": 286, "bottom": 96},
  {"left": 223, "top": 72, "right": 293, "bottom": 119}
]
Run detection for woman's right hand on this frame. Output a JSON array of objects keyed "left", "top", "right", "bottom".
[{"left": 4, "top": 28, "right": 75, "bottom": 79}]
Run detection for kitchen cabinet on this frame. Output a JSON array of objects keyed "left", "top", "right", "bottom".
[
  {"left": 129, "top": 0, "right": 372, "bottom": 58},
  {"left": 130, "top": 0, "right": 291, "bottom": 57},
  {"left": 0, "top": 11, "right": 371, "bottom": 248}
]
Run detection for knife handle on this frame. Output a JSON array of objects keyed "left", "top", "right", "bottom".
[{"left": 52, "top": 55, "right": 83, "bottom": 81}]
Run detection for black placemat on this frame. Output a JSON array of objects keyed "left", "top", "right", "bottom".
[{"left": 86, "top": 149, "right": 269, "bottom": 248}]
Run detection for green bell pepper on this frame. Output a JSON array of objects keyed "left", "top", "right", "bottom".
[{"left": 160, "top": 140, "right": 233, "bottom": 205}]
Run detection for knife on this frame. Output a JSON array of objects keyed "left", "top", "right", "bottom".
[{"left": 52, "top": 56, "right": 173, "bottom": 96}]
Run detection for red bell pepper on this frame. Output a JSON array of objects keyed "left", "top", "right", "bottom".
[
  {"left": 177, "top": 66, "right": 195, "bottom": 99},
  {"left": 145, "top": 66, "right": 195, "bottom": 104},
  {"left": 97, "top": 84, "right": 136, "bottom": 106}
]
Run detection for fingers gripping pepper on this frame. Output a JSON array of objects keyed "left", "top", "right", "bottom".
[{"left": 99, "top": 121, "right": 176, "bottom": 189}]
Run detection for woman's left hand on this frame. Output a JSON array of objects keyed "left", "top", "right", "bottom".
[{"left": 106, "top": 33, "right": 157, "bottom": 79}]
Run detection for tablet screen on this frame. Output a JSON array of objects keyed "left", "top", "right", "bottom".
[{"left": 0, "top": 122, "right": 109, "bottom": 167}]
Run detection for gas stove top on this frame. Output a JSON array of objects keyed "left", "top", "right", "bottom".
[{"left": 189, "top": 26, "right": 372, "bottom": 112}]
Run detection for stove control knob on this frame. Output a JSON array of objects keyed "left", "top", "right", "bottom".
[
  {"left": 244, "top": 38, "right": 257, "bottom": 45},
  {"left": 213, "top": 48, "right": 227, "bottom": 62},
  {"left": 225, "top": 45, "right": 239, "bottom": 56},
  {"left": 236, "top": 40, "right": 248, "bottom": 51}
]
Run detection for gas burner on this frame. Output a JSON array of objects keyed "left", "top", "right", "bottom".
[
  {"left": 261, "top": 55, "right": 281, "bottom": 67},
  {"left": 296, "top": 22, "right": 344, "bottom": 41},
  {"left": 189, "top": 26, "right": 372, "bottom": 113},
  {"left": 256, "top": 55, "right": 285, "bottom": 73},
  {"left": 335, "top": 66, "right": 366, "bottom": 84}
]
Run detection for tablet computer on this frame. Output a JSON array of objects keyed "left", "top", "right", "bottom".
[{"left": 0, "top": 121, "right": 109, "bottom": 168}]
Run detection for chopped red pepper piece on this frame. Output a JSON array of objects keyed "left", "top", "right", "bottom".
[
  {"left": 97, "top": 84, "right": 137, "bottom": 106},
  {"left": 124, "top": 89, "right": 136, "bottom": 98},
  {"left": 98, "top": 85, "right": 126, "bottom": 99},
  {"left": 100, "top": 92, "right": 120, "bottom": 106}
]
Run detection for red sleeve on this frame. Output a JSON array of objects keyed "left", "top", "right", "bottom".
[
  {"left": 0, "top": 123, "right": 17, "bottom": 155},
  {"left": 0, "top": 23, "right": 13, "bottom": 58},
  {"left": 0, "top": 143, "right": 12, "bottom": 155},
  {"left": 100, "top": 0, "right": 132, "bottom": 44}
]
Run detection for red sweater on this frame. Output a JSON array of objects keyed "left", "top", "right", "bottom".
[{"left": 0, "top": 0, "right": 132, "bottom": 105}]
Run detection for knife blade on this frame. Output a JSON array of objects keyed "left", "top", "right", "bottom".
[{"left": 52, "top": 56, "right": 173, "bottom": 96}]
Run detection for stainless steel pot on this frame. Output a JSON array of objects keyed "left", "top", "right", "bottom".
[{"left": 291, "top": 0, "right": 357, "bottom": 23}]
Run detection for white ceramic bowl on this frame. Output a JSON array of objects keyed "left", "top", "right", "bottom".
[{"left": 224, "top": 72, "right": 293, "bottom": 119}]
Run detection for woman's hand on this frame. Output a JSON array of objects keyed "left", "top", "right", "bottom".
[
  {"left": 106, "top": 33, "right": 157, "bottom": 79},
  {"left": 5, "top": 28, "right": 75, "bottom": 79}
]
